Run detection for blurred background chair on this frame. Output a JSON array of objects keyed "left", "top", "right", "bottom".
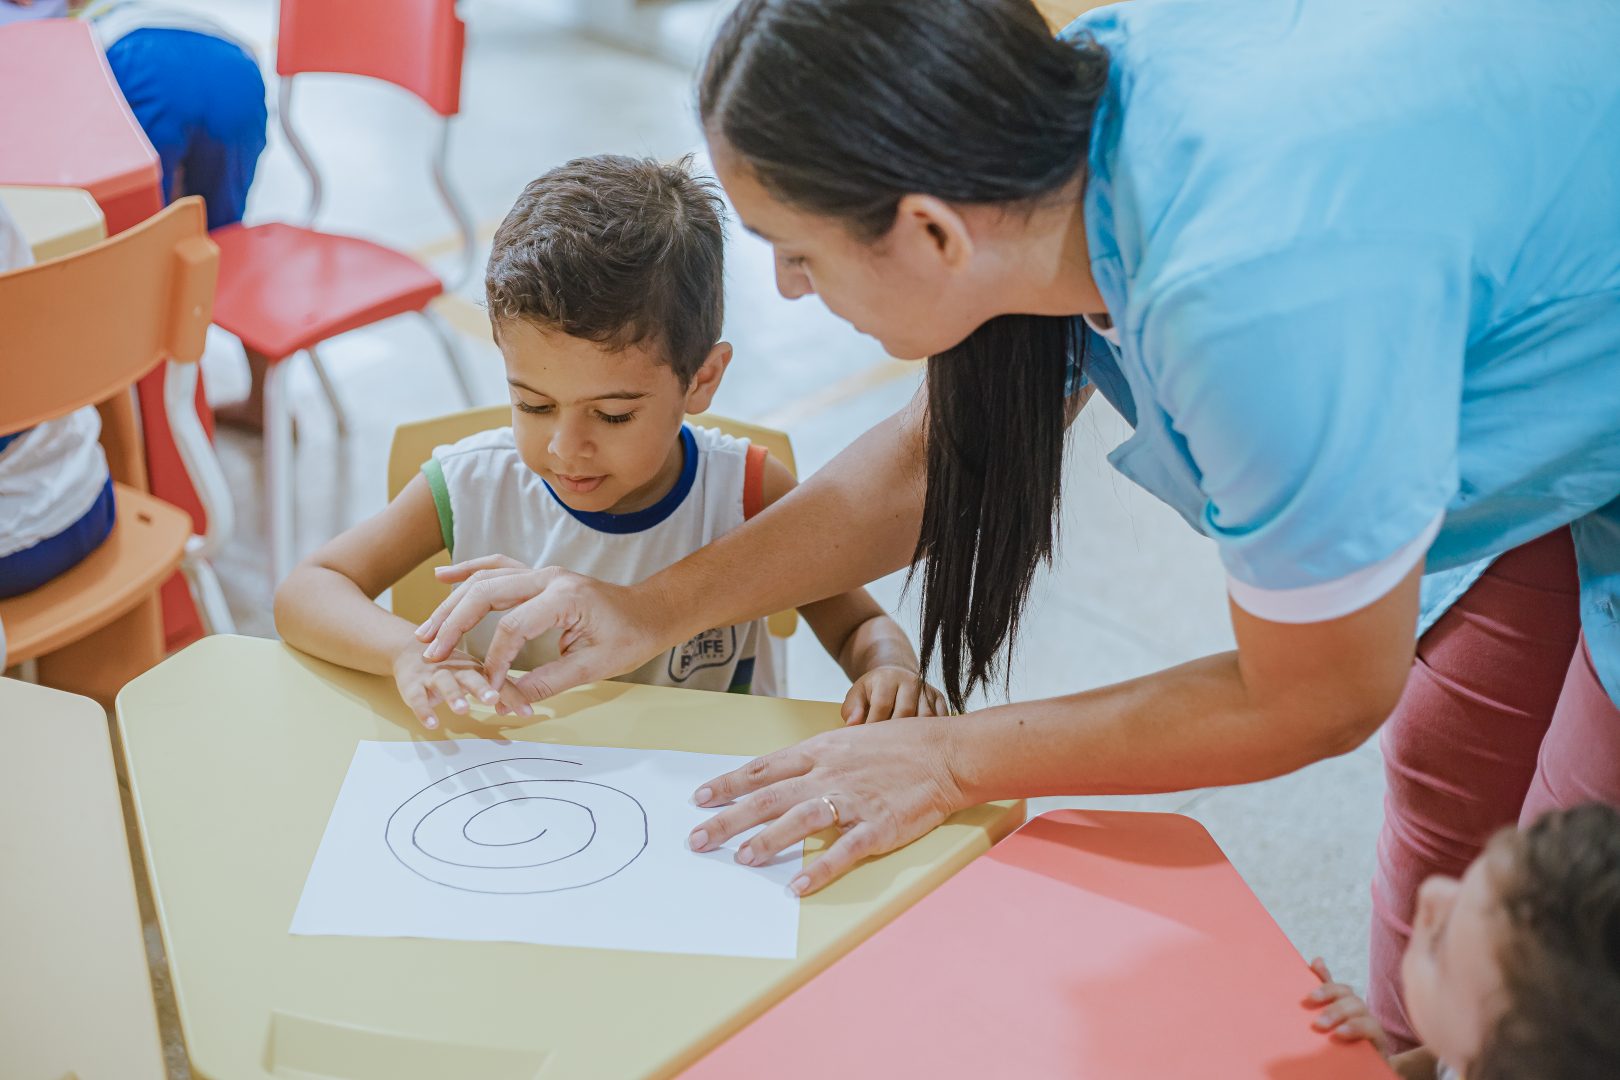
[
  {"left": 208, "top": 0, "right": 478, "bottom": 586},
  {"left": 0, "top": 197, "right": 234, "bottom": 704}
]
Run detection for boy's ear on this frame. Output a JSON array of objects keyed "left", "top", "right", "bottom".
[{"left": 684, "top": 342, "right": 733, "bottom": 414}]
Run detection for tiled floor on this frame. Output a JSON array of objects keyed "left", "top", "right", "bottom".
[{"left": 150, "top": 0, "right": 1383, "bottom": 1071}]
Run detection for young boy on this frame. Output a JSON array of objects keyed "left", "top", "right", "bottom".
[
  {"left": 1306, "top": 803, "right": 1620, "bottom": 1079},
  {"left": 276, "top": 155, "right": 945, "bottom": 729}
]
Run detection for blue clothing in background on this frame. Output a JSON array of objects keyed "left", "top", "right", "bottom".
[
  {"left": 1061, "top": 0, "right": 1620, "bottom": 701},
  {"left": 104, "top": 27, "right": 267, "bottom": 230}
]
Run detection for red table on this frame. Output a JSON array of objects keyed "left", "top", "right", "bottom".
[
  {"left": 0, "top": 17, "right": 207, "bottom": 648},
  {"left": 686, "top": 810, "right": 1394, "bottom": 1079}
]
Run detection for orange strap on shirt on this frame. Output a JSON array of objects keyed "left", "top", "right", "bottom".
[{"left": 743, "top": 444, "right": 768, "bottom": 520}]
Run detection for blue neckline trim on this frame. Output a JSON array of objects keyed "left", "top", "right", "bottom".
[{"left": 542, "top": 424, "right": 697, "bottom": 534}]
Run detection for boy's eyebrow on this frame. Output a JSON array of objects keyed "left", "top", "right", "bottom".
[{"left": 507, "top": 378, "right": 649, "bottom": 403}]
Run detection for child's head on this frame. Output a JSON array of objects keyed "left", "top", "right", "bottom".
[
  {"left": 484, "top": 155, "right": 730, "bottom": 514},
  {"left": 1401, "top": 803, "right": 1620, "bottom": 1079}
]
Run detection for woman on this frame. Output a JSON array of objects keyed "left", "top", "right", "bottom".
[{"left": 416, "top": 0, "right": 1620, "bottom": 1048}]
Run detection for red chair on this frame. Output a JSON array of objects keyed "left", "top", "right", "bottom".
[{"left": 209, "top": 0, "right": 478, "bottom": 583}]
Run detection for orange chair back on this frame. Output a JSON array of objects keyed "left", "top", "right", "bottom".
[
  {"left": 0, "top": 197, "right": 216, "bottom": 435},
  {"left": 276, "top": 0, "right": 466, "bottom": 117}
]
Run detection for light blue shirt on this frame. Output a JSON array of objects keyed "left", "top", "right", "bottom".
[{"left": 1063, "top": 0, "right": 1620, "bottom": 702}]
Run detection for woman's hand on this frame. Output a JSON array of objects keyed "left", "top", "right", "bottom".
[
  {"left": 687, "top": 716, "right": 966, "bottom": 895},
  {"left": 842, "top": 665, "right": 948, "bottom": 724},
  {"left": 391, "top": 644, "right": 532, "bottom": 730},
  {"left": 415, "top": 556, "right": 675, "bottom": 701},
  {"left": 1306, "top": 959, "right": 1392, "bottom": 1057}
]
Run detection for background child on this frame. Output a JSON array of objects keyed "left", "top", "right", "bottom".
[
  {"left": 276, "top": 154, "right": 945, "bottom": 730},
  {"left": 1307, "top": 803, "right": 1620, "bottom": 1079}
]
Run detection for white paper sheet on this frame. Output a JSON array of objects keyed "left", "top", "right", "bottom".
[{"left": 290, "top": 740, "right": 801, "bottom": 959}]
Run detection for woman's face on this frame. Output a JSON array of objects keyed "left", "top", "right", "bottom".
[{"left": 711, "top": 140, "right": 993, "bottom": 361}]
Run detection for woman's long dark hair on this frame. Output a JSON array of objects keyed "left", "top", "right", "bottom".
[{"left": 700, "top": 0, "right": 1109, "bottom": 710}]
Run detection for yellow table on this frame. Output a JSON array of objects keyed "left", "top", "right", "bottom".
[
  {"left": 0, "top": 184, "right": 107, "bottom": 262},
  {"left": 0, "top": 677, "right": 165, "bottom": 1080},
  {"left": 117, "top": 635, "right": 1024, "bottom": 1079}
]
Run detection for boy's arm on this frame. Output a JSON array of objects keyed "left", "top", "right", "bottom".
[
  {"left": 274, "top": 474, "right": 447, "bottom": 675},
  {"left": 757, "top": 456, "right": 942, "bottom": 720},
  {"left": 275, "top": 475, "right": 536, "bottom": 726}
]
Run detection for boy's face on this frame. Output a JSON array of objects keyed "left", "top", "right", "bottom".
[
  {"left": 494, "top": 320, "right": 725, "bottom": 515},
  {"left": 1401, "top": 838, "right": 1511, "bottom": 1074}
]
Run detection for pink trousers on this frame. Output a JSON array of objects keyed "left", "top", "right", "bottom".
[{"left": 1368, "top": 528, "right": 1620, "bottom": 1049}]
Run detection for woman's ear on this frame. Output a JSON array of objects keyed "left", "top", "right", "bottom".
[
  {"left": 893, "top": 194, "right": 976, "bottom": 272},
  {"left": 684, "top": 342, "right": 734, "bottom": 414}
]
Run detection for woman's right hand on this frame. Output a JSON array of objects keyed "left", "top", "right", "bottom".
[{"left": 414, "top": 558, "right": 676, "bottom": 702}]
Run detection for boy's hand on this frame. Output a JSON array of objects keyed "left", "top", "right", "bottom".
[
  {"left": 1306, "top": 958, "right": 1391, "bottom": 1057},
  {"left": 392, "top": 645, "right": 532, "bottom": 730},
  {"left": 842, "top": 665, "right": 948, "bottom": 724}
]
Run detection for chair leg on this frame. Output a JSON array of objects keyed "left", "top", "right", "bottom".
[
  {"left": 421, "top": 309, "right": 477, "bottom": 408},
  {"left": 264, "top": 359, "right": 296, "bottom": 588},
  {"left": 306, "top": 345, "right": 350, "bottom": 436},
  {"left": 181, "top": 546, "right": 237, "bottom": 636}
]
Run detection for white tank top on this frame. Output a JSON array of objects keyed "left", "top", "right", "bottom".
[{"left": 424, "top": 424, "right": 779, "bottom": 695}]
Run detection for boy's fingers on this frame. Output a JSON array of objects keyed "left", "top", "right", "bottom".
[
  {"left": 891, "top": 678, "right": 922, "bottom": 719},
  {"left": 430, "top": 670, "right": 469, "bottom": 715},
  {"left": 866, "top": 680, "right": 900, "bottom": 724},
  {"left": 841, "top": 687, "right": 868, "bottom": 726},
  {"left": 1331, "top": 1017, "right": 1387, "bottom": 1052},
  {"left": 434, "top": 555, "right": 525, "bottom": 583},
  {"left": 400, "top": 683, "right": 439, "bottom": 730},
  {"left": 1310, "top": 958, "right": 1333, "bottom": 981}
]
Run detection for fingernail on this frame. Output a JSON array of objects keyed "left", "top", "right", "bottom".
[
  {"left": 788, "top": 875, "right": 809, "bottom": 896},
  {"left": 736, "top": 845, "right": 755, "bottom": 866},
  {"left": 1313, "top": 1017, "right": 1331, "bottom": 1029},
  {"left": 688, "top": 830, "right": 707, "bottom": 851},
  {"left": 695, "top": 787, "right": 713, "bottom": 806},
  {"left": 1309, "top": 987, "right": 1327, "bottom": 1001},
  {"left": 414, "top": 623, "right": 429, "bottom": 638},
  {"left": 424, "top": 717, "right": 438, "bottom": 730},
  {"left": 518, "top": 703, "right": 533, "bottom": 716},
  {"left": 481, "top": 690, "right": 498, "bottom": 703},
  {"left": 451, "top": 699, "right": 468, "bottom": 714}
]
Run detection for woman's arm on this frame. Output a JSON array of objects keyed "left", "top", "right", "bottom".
[
  {"left": 418, "top": 386, "right": 933, "bottom": 697},
  {"left": 691, "top": 564, "right": 1422, "bottom": 893}
]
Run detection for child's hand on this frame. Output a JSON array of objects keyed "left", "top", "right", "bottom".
[
  {"left": 842, "top": 665, "right": 948, "bottom": 724},
  {"left": 1306, "top": 958, "right": 1391, "bottom": 1057},
  {"left": 392, "top": 645, "right": 532, "bottom": 730}
]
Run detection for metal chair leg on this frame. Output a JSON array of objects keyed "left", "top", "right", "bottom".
[
  {"left": 180, "top": 545, "right": 237, "bottom": 636},
  {"left": 264, "top": 360, "right": 296, "bottom": 588},
  {"left": 307, "top": 345, "right": 349, "bottom": 436},
  {"left": 421, "top": 308, "right": 477, "bottom": 408}
]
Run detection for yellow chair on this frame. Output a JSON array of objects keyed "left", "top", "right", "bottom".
[
  {"left": 386, "top": 406, "right": 799, "bottom": 638},
  {"left": 0, "top": 677, "right": 165, "bottom": 1080},
  {"left": 0, "top": 197, "right": 235, "bottom": 701}
]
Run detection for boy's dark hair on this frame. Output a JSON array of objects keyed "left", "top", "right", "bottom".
[
  {"left": 1475, "top": 803, "right": 1620, "bottom": 1080},
  {"left": 485, "top": 154, "right": 726, "bottom": 383}
]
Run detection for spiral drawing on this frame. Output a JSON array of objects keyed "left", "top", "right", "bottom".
[{"left": 385, "top": 756, "right": 648, "bottom": 894}]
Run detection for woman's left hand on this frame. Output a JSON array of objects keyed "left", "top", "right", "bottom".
[{"left": 687, "top": 716, "right": 966, "bottom": 895}]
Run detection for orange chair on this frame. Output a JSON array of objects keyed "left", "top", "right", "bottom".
[
  {"left": 209, "top": 0, "right": 478, "bottom": 585},
  {"left": 0, "top": 197, "right": 235, "bottom": 701}
]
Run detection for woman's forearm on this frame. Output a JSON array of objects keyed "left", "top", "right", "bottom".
[
  {"left": 942, "top": 650, "right": 1367, "bottom": 802},
  {"left": 651, "top": 393, "right": 928, "bottom": 643}
]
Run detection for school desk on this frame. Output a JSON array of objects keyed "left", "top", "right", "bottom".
[
  {"left": 0, "top": 17, "right": 208, "bottom": 650},
  {"left": 685, "top": 809, "right": 1395, "bottom": 1079},
  {"left": 115, "top": 634, "right": 1025, "bottom": 1080},
  {"left": 0, "top": 677, "right": 166, "bottom": 1080},
  {"left": 0, "top": 184, "right": 107, "bottom": 262}
]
